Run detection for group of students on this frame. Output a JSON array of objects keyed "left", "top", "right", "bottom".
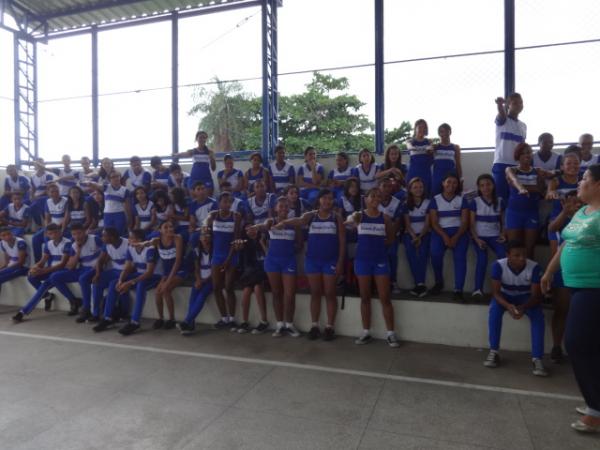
[{"left": 0, "top": 97, "right": 597, "bottom": 376}]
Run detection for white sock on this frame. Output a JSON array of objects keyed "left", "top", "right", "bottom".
[
  {"left": 277, "top": 321, "right": 284, "bottom": 328},
  {"left": 222, "top": 316, "right": 228, "bottom": 323},
  {"left": 362, "top": 329, "right": 370, "bottom": 336},
  {"left": 285, "top": 322, "right": 294, "bottom": 328},
  {"left": 228, "top": 315, "right": 235, "bottom": 323},
  {"left": 386, "top": 330, "right": 395, "bottom": 337}
]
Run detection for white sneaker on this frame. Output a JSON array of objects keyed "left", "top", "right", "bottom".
[
  {"left": 272, "top": 325, "right": 285, "bottom": 337},
  {"left": 484, "top": 350, "right": 500, "bottom": 368},
  {"left": 386, "top": 333, "right": 400, "bottom": 348},
  {"left": 532, "top": 358, "right": 548, "bottom": 377},
  {"left": 472, "top": 289, "right": 484, "bottom": 298},
  {"left": 285, "top": 324, "right": 301, "bottom": 338},
  {"left": 392, "top": 283, "right": 402, "bottom": 294}
]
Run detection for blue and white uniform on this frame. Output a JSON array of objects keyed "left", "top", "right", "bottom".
[
  {"left": 134, "top": 201, "right": 154, "bottom": 230},
  {"left": 67, "top": 201, "right": 86, "bottom": 228},
  {"left": 153, "top": 168, "right": 170, "bottom": 187},
  {"left": 265, "top": 223, "right": 297, "bottom": 274},
  {"left": 122, "top": 168, "right": 151, "bottom": 191},
  {"left": 548, "top": 176, "right": 579, "bottom": 242},
  {"left": 3, "top": 203, "right": 31, "bottom": 236},
  {"left": 470, "top": 196, "right": 506, "bottom": 292},
  {"left": 305, "top": 213, "right": 339, "bottom": 275},
  {"left": 506, "top": 168, "right": 541, "bottom": 230},
  {"left": 247, "top": 194, "right": 275, "bottom": 225},
  {"left": 533, "top": 152, "right": 562, "bottom": 172},
  {"left": 270, "top": 161, "right": 295, "bottom": 193},
  {"left": 103, "top": 184, "right": 129, "bottom": 236},
  {"left": 351, "top": 163, "right": 379, "bottom": 194},
  {"left": 403, "top": 199, "right": 431, "bottom": 286},
  {"left": 91, "top": 237, "right": 129, "bottom": 318},
  {"left": 157, "top": 239, "right": 186, "bottom": 279},
  {"left": 57, "top": 168, "right": 80, "bottom": 197},
  {"left": 0, "top": 237, "right": 29, "bottom": 286},
  {"left": 488, "top": 258, "right": 544, "bottom": 358},
  {"left": 493, "top": 115, "right": 526, "bottom": 200},
  {"left": 188, "top": 147, "right": 214, "bottom": 190},
  {"left": 183, "top": 248, "right": 213, "bottom": 325},
  {"left": 327, "top": 166, "right": 353, "bottom": 199},
  {"left": 297, "top": 162, "right": 324, "bottom": 205},
  {"left": 189, "top": 197, "right": 218, "bottom": 247},
  {"left": 2, "top": 175, "right": 31, "bottom": 210},
  {"left": 407, "top": 139, "right": 434, "bottom": 195},
  {"left": 211, "top": 212, "right": 237, "bottom": 266},
  {"left": 245, "top": 167, "right": 268, "bottom": 194},
  {"left": 338, "top": 195, "right": 360, "bottom": 244},
  {"left": 378, "top": 196, "right": 403, "bottom": 284},
  {"left": 432, "top": 144, "right": 457, "bottom": 196},
  {"left": 31, "top": 196, "right": 68, "bottom": 262},
  {"left": 579, "top": 154, "right": 600, "bottom": 177},
  {"left": 217, "top": 168, "right": 244, "bottom": 195},
  {"left": 429, "top": 193, "right": 469, "bottom": 291},
  {"left": 355, "top": 211, "right": 389, "bottom": 276},
  {"left": 29, "top": 172, "right": 54, "bottom": 225}
]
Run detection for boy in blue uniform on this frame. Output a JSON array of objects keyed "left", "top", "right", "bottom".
[{"left": 484, "top": 240, "right": 548, "bottom": 377}]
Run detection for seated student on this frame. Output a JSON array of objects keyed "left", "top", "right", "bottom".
[
  {"left": 150, "top": 156, "right": 170, "bottom": 191},
  {"left": 89, "top": 227, "right": 129, "bottom": 322},
  {"left": 54, "top": 154, "right": 80, "bottom": 198},
  {"left": 29, "top": 159, "right": 55, "bottom": 226},
  {"left": 220, "top": 181, "right": 246, "bottom": 219},
  {"left": 188, "top": 182, "right": 218, "bottom": 247},
  {"left": 64, "top": 186, "right": 88, "bottom": 236},
  {"left": 177, "top": 231, "right": 214, "bottom": 336},
  {"left": 269, "top": 144, "right": 295, "bottom": 195},
  {"left": 168, "top": 187, "right": 190, "bottom": 244},
  {"left": 428, "top": 172, "right": 470, "bottom": 301},
  {"left": 167, "top": 163, "right": 189, "bottom": 194},
  {"left": 151, "top": 189, "right": 172, "bottom": 232},
  {"left": 327, "top": 151, "right": 353, "bottom": 200},
  {"left": 12, "top": 223, "right": 71, "bottom": 322},
  {"left": 351, "top": 148, "right": 379, "bottom": 194},
  {"left": 132, "top": 186, "right": 156, "bottom": 235},
  {"left": 336, "top": 177, "right": 361, "bottom": 289},
  {"left": 0, "top": 226, "right": 29, "bottom": 288},
  {"left": 85, "top": 186, "right": 105, "bottom": 234},
  {"left": 94, "top": 170, "right": 131, "bottom": 237},
  {"left": 218, "top": 154, "right": 244, "bottom": 198},
  {"left": 1, "top": 164, "right": 30, "bottom": 210},
  {"left": 432, "top": 123, "right": 462, "bottom": 196},
  {"left": 32, "top": 183, "right": 69, "bottom": 263},
  {"left": 0, "top": 192, "right": 31, "bottom": 236},
  {"left": 402, "top": 177, "right": 431, "bottom": 298},
  {"left": 97, "top": 157, "right": 115, "bottom": 187},
  {"left": 175, "top": 130, "right": 216, "bottom": 195},
  {"left": 246, "top": 179, "right": 275, "bottom": 226},
  {"left": 284, "top": 185, "right": 310, "bottom": 219},
  {"left": 483, "top": 240, "right": 548, "bottom": 377},
  {"left": 406, "top": 119, "right": 434, "bottom": 196},
  {"left": 578, "top": 133, "right": 598, "bottom": 176},
  {"left": 297, "top": 146, "right": 324, "bottom": 206},
  {"left": 533, "top": 133, "right": 562, "bottom": 171},
  {"left": 95, "top": 229, "right": 161, "bottom": 334},
  {"left": 376, "top": 144, "right": 406, "bottom": 193},
  {"left": 244, "top": 152, "right": 271, "bottom": 196},
  {"left": 122, "top": 156, "right": 151, "bottom": 192},
  {"left": 469, "top": 174, "right": 506, "bottom": 298},
  {"left": 378, "top": 177, "right": 403, "bottom": 293},
  {"left": 79, "top": 156, "right": 99, "bottom": 195}
]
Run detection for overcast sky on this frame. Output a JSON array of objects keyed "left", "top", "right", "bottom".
[{"left": 1, "top": 0, "right": 599, "bottom": 165}]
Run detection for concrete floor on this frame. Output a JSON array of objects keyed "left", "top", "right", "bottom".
[{"left": 0, "top": 305, "right": 598, "bottom": 450}]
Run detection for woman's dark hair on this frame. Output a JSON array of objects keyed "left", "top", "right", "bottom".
[
  {"left": 275, "top": 144, "right": 286, "bottom": 154},
  {"left": 506, "top": 239, "right": 525, "bottom": 253},
  {"left": 513, "top": 142, "right": 532, "bottom": 161},
  {"left": 70, "top": 223, "right": 84, "bottom": 232},
  {"left": 46, "top": 223, "right": 61, "bottom": 232},
  {"left": 587, "top": 163, "right": 600, "bottom": 181},
  {"left": 129, "top": 156, "right": 141, "bottom": 165},
  {"left": 130, "top": 229, "right": 146, "bottom": 241},
  {"left": 337, "top": 151, "right": 349, "bottom": 162},
  {"left": 103, "top": 227, "right": 120, "bottom": 240},
  {"left": 317, "top": 188, "right": 333, "bottom": 201},
  {"left": 97, "top": 160, "right": 114, "bottom": 180},
  {"left": 133, "top": 186, "right": 148, "bottom": 202},
  {"left": 150, "top": 156, "right": 162, "bottom": 168},
  {"left": 224, "top": 153, "right": 234, "bottom": 162},
  {"left": 67, "top": 186, "right": 85, "bottom": 209},
  {"left": 283, "top": 185, "right": 301, "bottom": 217},
  {"left": 406, "top": 177, "right": 425, "bottom": 211},
  {"left": 152, "top": 189, "right": 170, "bottom": 207},
  {"left": 170, "top": 187, "right": 187, "bottom": 209},
  {"left": 169, "top": 162, "right": 181, "bottom": 172},
  {"left": 195, "top": 130, "right": 208, "bottom": 141},
  {"left": 304, "top": 146, "right": 315, "bottom": 157},
  {"left": 413, "top": 119, "right": 429, "bottom": 138},
  {"left": 438, "top": 123, "right": 452, "bottom": 134},
  {"left": 250, "top": 152, "right": 262, "bottom": 163},
  {"left": 441, "top": 171, "right": 462, "bottom": 195},
  {"left": 358, "top": 148, "right": 375, "bottom": 166},
  {"left": 343, "top": 177, "right": 362, "bottom": 212},
  {"left": 218, "top": 191, "right": 233, "bottom": 202},
  {"left": 564, "top": 144, "right": 582, "bottom": 159},
  {"left": 384, "top": 144, "right": 402, "bottom": 170},
  {"left": 476, "top": 173, "right": 498, "bottom": 209}
]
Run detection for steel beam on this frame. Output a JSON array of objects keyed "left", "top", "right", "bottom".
[
  {"left": 171, "top": 11, "right": 179, "bottom": 154},
  {"left": 261, "top": 0, "right": 278, "bottom": 164},
  {"left": 504, "top": 0, "right": 515, "bottom": 97},
  {"left": 374, "top": 0, "right": 384, "bottom": 154},
  {"left": 91, "top": 26, "right": 99, "bottom": 166}
]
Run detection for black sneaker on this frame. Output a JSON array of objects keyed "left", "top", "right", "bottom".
[
  {"left": 355, "top": 333, "right": 373, "bottom": 345},
  {"left": 483, "top": 350, "right": 500, "bottom": 368},
  {"left": 236, "top": 322, "right": 250, "bottom": 334},
  {"left": 428, "top": 282, "right": 443, "bottom": 296},
  {"left": 12, "top": 312, "right": 24, "bottom": 323},
  {"left": 118, "top": 322, "right": 140, "bottom": 336},
  {"left": 152, "top": 319, "right": 164, "bottom": 329},
  {"left": 67, "top": 298, "right": 81, "bottom": 316},
  {"left": 163, "top": 320, "right": 176, "bottom": 330},
  {"left": 44, "top": 293, "right": 55, "bottom": 311},
  {"left": 214, "top": 319, "right": 229, "bottom": 330},
  {"left": 251, "top": 321, "right": 269, "bottom": 335},
  {"left": 323, "top": 327, "right": 336, "bottom": 341},
  {"left": 93, "top": 319, "right": 113, "bottom": 333},
  {"left": 177, "top": 321, "right": 195, "bottom": 336},
  {"left": 409, "top": 285, "right": 427, "bottom": 298},
  {"left": 86, "top": 315, "right": 99, "bottom": 323},
  {"left": 226, "top": 321, "right": 238, "bottom": 331},
  {"left": 550, "top": 345, "right": 564, "bottom": 364},
  {"left": 453, "top": 290, "right": 465, "bottom": 302},
  {"left": 307, "top": 326, "right": 321, "bottom": 340},
  {"left": 76, "top": 310, "right": 90, "bottom": 323}
]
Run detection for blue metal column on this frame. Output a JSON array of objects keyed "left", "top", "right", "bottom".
[
  {"left": 374, "top": 0, "right": 384, "bottom": 155},
  {"left": 13, "top": 34, "right": 20, "bottom": 167},
  {"left": 33, "top": 40, "right": 38, "bottom": 159},
  {"left": 504, "top": 0, "right": 515, "bottom": 98},
  {"left": 91, "top": 26, "right": 99, "bottom": 166},
  {"left": 261, "top": 0, "right": 278, "bottom": 164},
  {"left": 171, "top": 11, "right": 179, "bottom": 154}
]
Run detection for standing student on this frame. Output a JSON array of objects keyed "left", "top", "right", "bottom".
[
  {"left": 493, "top": 93, "right": 526, "bottom": 201},
  {"left": 150, "top": 156, "right": 170, "bottom": 191},
  {"left": 122, "top": 156, "right": 151, "bottom": 192},
  {"left": 428, "top": 172, "right": 470, "bottom": 301},
  {"left": 0, "top": 192, "right": 31, "bottom": 236},
  {"left": 151, "top": 190, "right": 172, "bottom": 232},
  {"left": 246, "top": 179, "right": 275, "bottom": 225},
  {"left": 337, "top": 177, "right": 361, "bottom": 287},
  {"left": 188, "top": 182, "right": 218, "bottom": 247},
  {"left": 378, "top": 177, "right": 403, "bottom": 293},
  {"left": 470, "top": 174, "right": 506, "bottom": 298},
  {"left": 12, "top": 223, "right": 71, "bottom": 322},
  {"left": 432, "top": 123, "right": 462, "bottom": 196},
  {"left": 65, "top": 186, "right": 88, "bottom": 235},
  {"left": 533, "top": 133, "right": 562, "bottom": 171},
  {"left": 132, "top": 187, "right": 156, "bottom": 234},
  {"left": 251, "top": 197, "right": 302, "bottom": 337},
  {"left": 297, "top": 146, "right": 324, "bottom": 206},
  {"left": 100, "top": 171, "right": 131, "bottom": 237},
  {"left": 177, "top": 231, "right": 213, "bottom": 336},
  {"left": 402, "top": 177, "right": 431, "bottom": 298},
  {"left": 1, "top": 164, "right": 30, "bottom": 210},
  {"left": 578, "top": 133, "right": 598, "bottom": 176},
  {"left": 97, "top": 157, "right": 115, "bottom": 186},
  {"left": 218, "top": 154, "right": 244, "bottom": 198},
  {"left": 169, "top": 187, "right": 191, "bottom": 244},
  {"left": 244, "top": 152, "right": 271, "bottom": 196},
  {"left": 94, "top": 229, "right": 161, "bottom": 333},
  {"left": 79, "top": 156, "right": 99, "bottom": 195},
  {"left": 327, "top": 151, "right": 353, "bottom": 200},
  {"left": 484, "top": 240, "right": 547, "bottom": 377},
  {"left": 204, "top": 192, "right": 241, "bottom": 330},
  {"left": 0, "top": 227, "right": 29, "bottom": 289},
  {"left": 376, "top": 144, "right": 406, "bottom": 193},
  {"left": 406, "top": 119, "right": 434, "bottom": 196},
  {"left": 352, "top": 148, "right": 380, "bottom": 194},
  {"left": 269, "top": 144, "right": 295, "bottom": 194},
  {"left": 29, "top": 159, "right": 54, "bottom": 226},
  {"left": 346, "top": 188, "right": 400, "bottom": 347},
  {"left": 55, "top": 154, "right": 80, "bottom": 198},
  {"left": 277, "top": 189, "right": 345, "bottom": 341},
  {"left": 176, "top": 131, "right": 216, "bottom": 194},
  {"left": 32, "top": 183, "right": 68, "bottom": 263},
  {"left": 220, "top": 182, "right": 246, "bottom": 218},
  {"left": 167, "top": 163, "right": 189, "bottom": 193},
  {"left": 505, "top": 142, "right": 554, "bottom": 259}
]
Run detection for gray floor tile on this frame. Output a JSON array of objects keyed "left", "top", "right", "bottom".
[{"left": 359, "top": 428, "right": 492, "bottom": 449}]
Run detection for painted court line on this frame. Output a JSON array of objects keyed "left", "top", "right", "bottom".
[{"left": 0, "top": 330, "right": 581, "bottom": 402}]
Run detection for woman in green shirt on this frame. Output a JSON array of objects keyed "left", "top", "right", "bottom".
[{"left": 542, "top": 164, "right": 600, "bottom": 433}]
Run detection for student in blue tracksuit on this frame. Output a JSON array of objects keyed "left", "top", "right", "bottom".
[
  {"left": 327, "top": 151, "right": 353, "bottom": 200},
  {"left": 378, "top": 177, "right": 403, "bottom": 293},
  {"left": 64, "top": 186, "right": 88, "bottom": 237},
  {"left": 29, "top": 159, "right": 55, "bottom": 226},
  {"left": 0, "top": 227, "right": 29, "bottom": 288},
  {"left": 89, "top": 227, "right": 129, "bottom": 322},
  {"left": 402, "top": 177, "right": 431, "bottom": 298},
  {"left": 244, "top": 152, "right": 272, "bottom": 196},
  {"left": 269, "top": 144, "right": 296, "bottom": 195},
  {"left": 32, "top": 183, "right": 68, "bottom": 263},
  {"left": 483, "top": 240, "right": 548, "bottom": 377},
  {"left": 188, "top": 181, "right": 218, "bottom": 247},
  {"left": 351, "top": 148, "right": 380, "bottom": 194},
  {"left": 94, "top": 229, "right": 161, "bottom": 333},
  {"left": 53, "top": 154, "right": 80, "bottom": 198},
  {"left": 217, "top": 154, "right": 244, "bottom": 198},
  {"left": 122, "top": 156, "right": 151, "bottom": 192},
  {"left": 132, "top": 187, "right": 156, "bottom": 234},
  {"left": 95, "top": 171, "right": 131, "bottom": 237},
  {"left": 85, "top": 187, "right": 105, "bottom": 234},
  {"left": 169, "top": 187, "right": 191, "bottom": 244},
  {"left": 469, "top": 174, "right": 506, "bottom": 299},
  {"left": 0, "top": 192, "right": 31, "bottom": 237},
  {"left": 205, "top": 192, "right": 242, "bottom": 330},
  {"left": 177, "top": 231, "right": 214, "bottom": 336},
  {"left": 297, "top": 146, "right": 324, "bottom": 206},
  {"left": 1, "top": 164, "right": 30, "bottom": 210},
  {"left": 493, "top": 93, "right": 526, "bottom": 201},
  {"left": 251, "top": 196, "right": 302, "bottom": 337},
  {"left": 246, "top": 179, "right": 275, "bottom": 226},
  {"left": 406, "top": 119, "right": 434, "bottom": 196},
  {"left": 533, "top": 133, "right": 562, "bottom": 172},
  {"left": 167, "top": 163, "right": 189, "bottom": 194},
  {"left": 345, "top": 188, "right": 400, "bottom": 348},
  {"left": 278, "top": 189, "right": 345, "bottom": 341},
  {"left": 175, "top": 131, "right": 216, "bottom": 195},
  {"left": 150, "top": 156, "right": 170, "bottom": 192},
  {"left": 432, "top": 123, "right": 462, "bottom": 196},
  {"left": 428, "top": 172, "right": 470, "bottom": 301},
  {"left": 12, "top": 223, "right": 71, "bottom": 322}
]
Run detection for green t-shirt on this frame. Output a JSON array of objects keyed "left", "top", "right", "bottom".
[{"left": 561, "top": 206, "right": 600, "bottom": 288}]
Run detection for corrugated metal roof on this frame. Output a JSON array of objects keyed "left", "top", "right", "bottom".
[{"left": 9, "top": 0, "right": 256, "bottom": 34}]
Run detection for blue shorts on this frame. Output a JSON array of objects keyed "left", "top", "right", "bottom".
[
  {"left": 212, "top": 252, "right": 239, "bottom": 267},
  {"left": 354, "top": 259, "right": 390, "bottom": 276},
  {"left": 264, "top": 255, "right": 297, "bottom": 274},
  {"left": 547, "top": 228, "right": 561, "bottom": 242},
  {"left": 304, "top": 258, "right": 337, "bottom": 275},
  {"left": 505, "top": 208, "right": 539, "bottom": 230}
]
